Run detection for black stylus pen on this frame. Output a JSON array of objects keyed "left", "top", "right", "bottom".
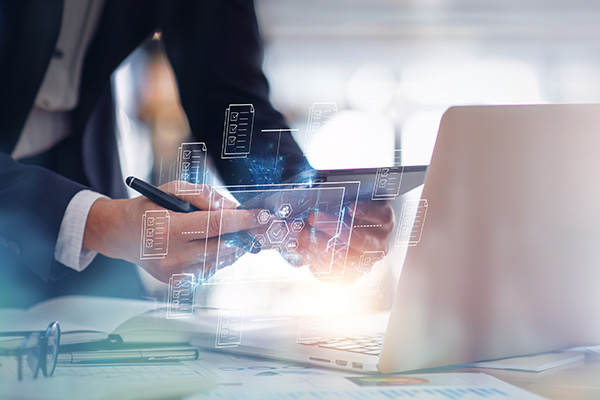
[
  {"left": 126, "top": 176, "right": 199, "bottom": 213},
  {"left": 125, "top": 176, "right": 259, "bottom": 253}
]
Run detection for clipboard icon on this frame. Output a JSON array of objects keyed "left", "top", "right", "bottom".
[{"left": 222, "top": 104, "right": 255, "bottom": 159}]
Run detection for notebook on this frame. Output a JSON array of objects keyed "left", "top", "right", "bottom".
[{"left": 0, "top": 296, "right": 208, "bottom": 349}]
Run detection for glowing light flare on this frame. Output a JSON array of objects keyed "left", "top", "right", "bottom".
[{"left": 305, "top": 110, "right": 396, "bottom": 170}]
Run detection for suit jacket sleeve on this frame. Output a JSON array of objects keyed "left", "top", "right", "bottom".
[
  {"left": 159, "top": 0, "right": 311, "bottom": 185},
  {"left": 0, "top": 153, "right": 86, "bottom": 281}
]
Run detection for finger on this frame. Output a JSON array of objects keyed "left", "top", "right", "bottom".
[
  {"left": 173, "top": 209, "right": 263, "bottom": 240},
  {"left": 305, "top": 248, "right": 364, "bottom": 283},
  {"left": 137, "top": 234, "right": 242, "bottom": 282},
  {"left": 185, "top": 186, "right": 238, "bottom": 211},
  {"left": 295, "top": 234, "right": 363, "bottom": 268},
  {"left": 201, "top": 250, "right": 243, "bottom": 282},
  {"left": 286, "top": 245, "right": 335, "bottom": 270},
  {"left": 349, "top": 204, "right": 395, "bottom": 254},
  {"left": 305, "top": 210, "right": 391, "bottom": 256},
  {"left": 280, "top": 251, "right": 305, "bottom": 268},
  {"left": 297, "top": 220, "right": 387, "bottom": 281},
  {"left": 306, "top": 211, "right": 344, "bottom": 238},
  {"left": 295, "top": 226, "right": 359, "bottom": 269},
  {"left": 160, "top": 182, "right": 238, "bottom": 211},
  {"left": 347, "top": 223, "right": 391, "bottom": 255},
  {"left": 187, "top": 237, "right": 241, "bottom": 264},
  {"left": 349, "top": 201, "right": 395, "bottom": 225},
  {"left": 297, "top": 225, "right": 333, "bottom": 254},
  {"left": 163, "top": 238, "right": 240, "bottom": 277}
]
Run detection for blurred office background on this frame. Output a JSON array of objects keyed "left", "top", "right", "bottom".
[{"left": 114, "top": 0, "right": 600, "bottom": 312}]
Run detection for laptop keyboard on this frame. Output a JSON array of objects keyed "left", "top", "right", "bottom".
[{"left": 299, "top": 333, "right": 384, "bottom": 356}]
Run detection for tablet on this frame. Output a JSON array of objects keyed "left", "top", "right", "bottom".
[
  {"left": 290, "top": 165, "right": 428, "bottom": 201},
  {"left": 233, "top": 165, "right": 428, "bottom": 211},
  {"left": 221, "top": 166, "right": 428, "bottom": 254}
]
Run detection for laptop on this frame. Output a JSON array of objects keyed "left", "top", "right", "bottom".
[{"left": 191, "top": 104, "right": 600, "bottom": 373}]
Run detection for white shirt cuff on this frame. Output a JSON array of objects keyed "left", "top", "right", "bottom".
[{"left": 55, "top": 190, "right": 108, "bottom": 271}]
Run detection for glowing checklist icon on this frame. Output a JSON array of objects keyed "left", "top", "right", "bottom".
[
  {"left": 222, "top": 104, "right": 255, "bottom": 159},
  {"left": 357, "top": 251, "right": 385, "bottom": 295},
  {"left": 372, "top": 150, "right": 404, "bottom": 200},
  {"left": 297, "top": 315, "right": 322, "bottom": 343},
  {"left": 167, "top": 273, "right": 195, "bottom": 319},
  {"left": 216, "top": 308, "right": 244, "bottom": 348},
  {"left": 141, "top": 210, "right": 170, "bottom": 259},
  {"left": 395, "top": 199, "right": 429, "bottom": 247},
  {"left": 305, "top": 102, "right": 337, "bottom": 156},
  {"left": 177, "top": 142, "right": 207, "bottom": 195}
]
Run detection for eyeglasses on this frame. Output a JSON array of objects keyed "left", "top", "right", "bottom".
[{"left": 0, "top": 321, "right": 61, "bottom": 380}]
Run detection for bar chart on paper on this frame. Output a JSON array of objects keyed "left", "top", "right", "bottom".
[
  {"left": 189, "top": 372, "right": 545, "bottom": 400},
  {"left": 192, "top": 386, "right": 542, "bottom": 399}
]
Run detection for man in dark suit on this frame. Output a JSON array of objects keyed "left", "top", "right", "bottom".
[
  {"left": 0, "top": 0, "right": 312, "bottom": 307},
  {"left": 0, "top": 0, "right": 394, "bottom": 308}
]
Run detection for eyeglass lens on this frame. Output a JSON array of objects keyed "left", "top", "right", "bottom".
[
  {"left": 44, "top": 322, "right": 60, "bottom": 377},
  {"left": 16, "top": 322, "right": 60, "bottom": 381}
]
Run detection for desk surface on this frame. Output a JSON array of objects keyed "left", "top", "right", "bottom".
[
  {"left": 444, "top": 357, "right": 600, "bottom": 400},
  {"left": 2, "top": 350, "right": 599, "bottom": 399}
]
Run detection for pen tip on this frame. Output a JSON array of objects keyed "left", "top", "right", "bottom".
[{"left": 125, "top": 176, "right": 134, "bottom": 187}]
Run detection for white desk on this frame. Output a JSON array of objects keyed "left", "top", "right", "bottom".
[{"left": 2, "top": 350, "right": 599, "bottom": 399}]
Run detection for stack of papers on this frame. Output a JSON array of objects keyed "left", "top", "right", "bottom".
[{"left": 462, "top": 351, "right": 584, "bottom": 372}]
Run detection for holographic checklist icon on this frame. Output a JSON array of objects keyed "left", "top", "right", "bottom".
[
  {"left": 216, "top": 308, "right": 244, "bottom": 348},
  {"left": 395, "top": 199, "right": 429, "bottom": 246},
  {"left": 167, "top": 273, "right": 195, "bottom": 319},
  {"left": 222, "top": 104, "right": 255, "bottom": 159},
  {"left": 177, "top": 142, "right": 207, "bottom": 195},
  {"left": 140, "top": 210, "right": 170, "bottom": 260},
  {"left": 305, "top": 102, "right": 337, "bottom": 155}
]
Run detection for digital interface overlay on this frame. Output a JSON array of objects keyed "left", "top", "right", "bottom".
[{"left": 201, "top": 181, "right": 361, "bottom": 284}]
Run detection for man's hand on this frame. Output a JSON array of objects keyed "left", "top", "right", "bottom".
[
  {"left": 82, "top": 182, "right": 261, "bottom": 282},
  {"left": 294, "top": 201, "right": 395, "bottom": 283}
]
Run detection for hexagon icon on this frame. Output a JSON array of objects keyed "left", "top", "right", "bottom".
[
  {"left": 290, "top": 218, "right": 305, "bottom": 232},
  {"left": 257, "top": 209, "right": 271, "bottom": 225},
  {"left": 266, "top": 220, "right": 290, "bottom": 244},
  {"left": 252, "top": 234, "right": 267, "bottom": 249},
  {"left": 277, "top": 203, "right": 293, "bottom": 218},
  {"left": 285, "top": 238, "right": 299, "bottom": 252}
]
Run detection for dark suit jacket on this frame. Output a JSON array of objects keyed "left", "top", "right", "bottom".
[{"left": 0, "top": 0, "right": 308, "bottom": 307}]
